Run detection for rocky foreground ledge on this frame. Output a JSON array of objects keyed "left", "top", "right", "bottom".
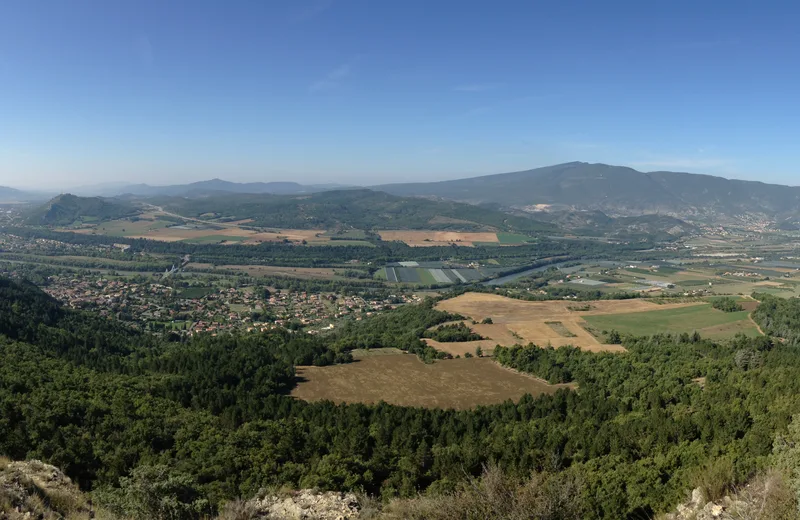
[{"left": 240, "top": 490, "right": 361, "bottom": 519}]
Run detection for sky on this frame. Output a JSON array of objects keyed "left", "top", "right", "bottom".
[{"left": 2, "top": 0, "right": 800, "bottom": 189}]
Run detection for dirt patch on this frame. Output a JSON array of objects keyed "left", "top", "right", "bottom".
[
  {"left": 291, "top": 349, "right": 573, "bottom": 410},
  {"left": 740, "top": 301, "right": 759, "bottom": 312},
  {"left": 378, "top": 230, "right": 499, "bottom": 247}
]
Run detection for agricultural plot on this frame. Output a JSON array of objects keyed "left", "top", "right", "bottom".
[
  {"left": 67, "top": 217, "right": 173, "bottom": 237},
  {"left": 382, "top": 265, "right": 487, "bottom": 284},
  {"left": 187, "top": 263, "right": 340, "bottom": 280},
  {"left": 69, "top": 217, "right": 337, "bottom": 246},
  {"left": 582, "top": 304, "right": 760, "bottom": 339},
  {"left": 434, "top": 293, "right": 759, "bottom": 353},
  {"left": 291, "top": 348, "right": 573, "bottom": 410},
  {"left": 378, "top": 230, "right": 500, "bottom": 247}
]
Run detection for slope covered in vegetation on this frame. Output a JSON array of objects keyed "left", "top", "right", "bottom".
[
  {"left": 27, "top": 194, "right": 138, "bottom": 226},
  {"left": 4, "top": 279, "right": 800, "bottom": 518}
]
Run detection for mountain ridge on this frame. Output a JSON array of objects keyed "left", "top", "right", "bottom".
[{"left": 373, "top": 162, "right": 800, "bottom": 221}]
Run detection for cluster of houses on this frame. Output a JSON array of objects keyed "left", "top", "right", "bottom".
[{"left": 38, "top": 272, "right": 421, "bottom": 336}]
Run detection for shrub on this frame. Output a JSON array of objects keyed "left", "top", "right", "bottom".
[{"left": 94, "top": 465, "right": 211, "bottom": 520}]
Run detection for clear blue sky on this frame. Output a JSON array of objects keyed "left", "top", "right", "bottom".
[{"left": 2, "top": 0, "right": 800, "bottom": 189}]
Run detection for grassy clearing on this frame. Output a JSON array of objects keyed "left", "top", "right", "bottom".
[
  {"left": 583, "top": 304, "right": 759, "bottom": 338},
  {"left": 291, "top": 349, "right": 573, "bottom": 410}
]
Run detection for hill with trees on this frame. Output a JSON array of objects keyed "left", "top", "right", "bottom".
[
  {"left": 5, "top": 277, "right": 800, "bottom": 518},
  {"left": 26, "top": 194, "right": 138, "bottom": 226},
  {"left": 159, "top": 189, "right": 558, "bottom": 233}
]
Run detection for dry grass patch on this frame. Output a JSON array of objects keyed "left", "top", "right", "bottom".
[{"left": 291, "top": 349, "right": 572, "bottom": 410}]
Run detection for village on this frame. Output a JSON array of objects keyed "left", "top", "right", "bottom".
[{"left": 39, "top": 272, "right": 422, "bottom": 335}]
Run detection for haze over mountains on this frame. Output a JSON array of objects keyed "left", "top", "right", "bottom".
[
  {"left": 376, "top": 162, "right": 800, "bottom": 222},
  {"left": 6, "top": 162, "right": 800, "bottom": 224}
]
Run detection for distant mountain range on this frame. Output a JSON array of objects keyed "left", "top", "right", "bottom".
[
  {"left": 374, "top": 162, "right": 800, "bottom": 222},
  {"left": 69, "top": 179, "right": 346, "bottom": 198},
  {"left": 0, "top": 186, "right": 45, "bottom": 202}
]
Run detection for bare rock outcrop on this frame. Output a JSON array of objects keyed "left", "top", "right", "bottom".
[
  {"left": 227, "top": 490, "right": 361, "bottom": 520},
  {"left": 0, "top": 459, "right": 92, "bottom": 519}
]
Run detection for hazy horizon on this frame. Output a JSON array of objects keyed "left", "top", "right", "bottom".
[
  {"left": 4, "top": 1, "right": 800, "bottom": 188},
  {"left": 8, "top": 160, "right": 800, "bottom": 194}
]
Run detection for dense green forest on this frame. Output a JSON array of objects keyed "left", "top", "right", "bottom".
[
  {"left": 4, "top": 278, "right": 800, "bottom": 518},
  {"left": 752, "top": 292, "right": 800, "bottom": 344}
]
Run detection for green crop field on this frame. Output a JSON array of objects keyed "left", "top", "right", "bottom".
[
  {"left": 496, "top": 232, "right": 536, "bottom": 244},
  {"left": 416, "top": 268, "right": 437, "bottom": 285},
  {"left": 95, "top": 218, "right": 172, "bottom": 237},
  {"left": 582, "top": 304, "right": 760, "bottom": 339}
]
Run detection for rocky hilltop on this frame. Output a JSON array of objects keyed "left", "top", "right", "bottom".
[{"left": 0, "top": 458, "right": 92, "bottom": 519}]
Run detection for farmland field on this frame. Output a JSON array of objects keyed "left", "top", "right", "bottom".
[
  {"left": 582, "top": 304, "right": 761, "bottom": 339},
  {"left": 433, "top": 292, "right": 758, "bottom": 352},
  {"left": 187, "top": 263, "right": 340, "bottom": 280},
  {"left": 291, "top": 348, "right": 573, "bottom": 410},
  {"left": 434, "top": 293, "right": 694, "bottom": 352},
  {"left": 68, "top": 217, "right": 336, "bottom": 245},
  {"left": 377, "top": 230, "right": 500, "bottom": 246}
]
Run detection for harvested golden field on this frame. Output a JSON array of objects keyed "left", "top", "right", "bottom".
[
  {"left": 187, "top": 263, "right": 339, "bottom": 280},
  {"left": 291, "top": 349, "right": 573, "bottom": 410},
  {"left": 433, "top": 293, "right": 706, "bottom": 353},
  {"left": 377, "top": 230, "right": 499, "bottom": 247},
  {"left": 128, "top": 227, "right": 326, "bottom": 244}
]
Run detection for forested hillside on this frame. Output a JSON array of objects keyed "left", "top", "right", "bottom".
[
  {"left": 4, "top": 279, "right": 800, "bottom": 518},
  {"left": 26, "top": 193, "right": 138, "bottom": 226},
  {"left": 159, "top": 189, "right": 557, "bottom": 233}
]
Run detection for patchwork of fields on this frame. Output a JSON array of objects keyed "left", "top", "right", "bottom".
[
  {"left": 433, "top": 292, "right": 761, "bottom": 353},
  {"left": 65, "top": 216, "right": 376, "bottom": 246},
  {"left": 377, "top": 230, "right": 535, "bottom": 247},
  {"left": 383, "top": 263, "right": 487, "bottom": 284},
  {"left": 291, "top": 348, "right": 573, "bottom": 410}
]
